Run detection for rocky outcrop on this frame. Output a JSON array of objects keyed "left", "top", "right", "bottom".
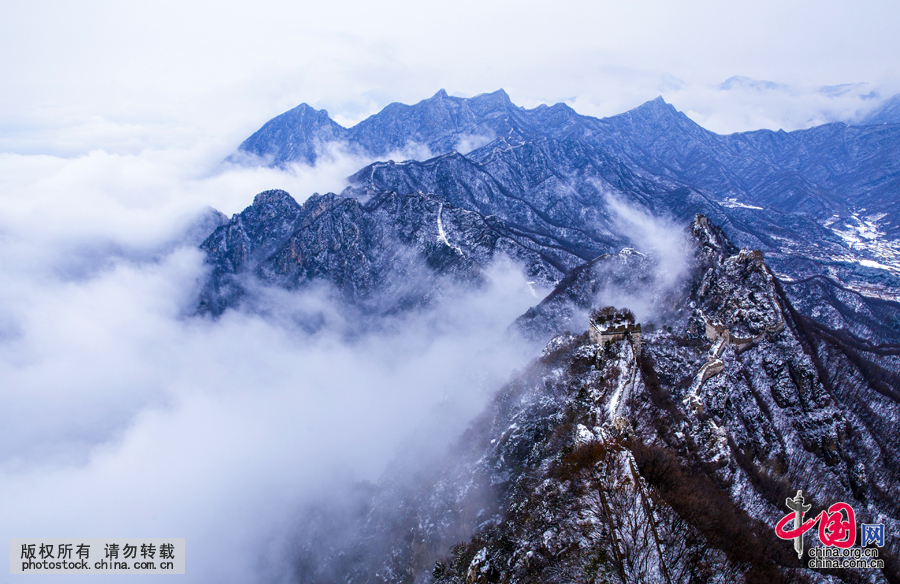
[
  {"left": 283, "top": 217, "right": 900, "bottom": 583},
  {"left": 429, "top": 223, "right": 900, "bottom": 583},
  {"left": 198, "top": 188, "right": 579, "bottom": 316}
]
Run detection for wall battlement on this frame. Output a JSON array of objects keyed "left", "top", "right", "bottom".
[{"left": 589, "top": 308, "right": 641, "bottom": 356}]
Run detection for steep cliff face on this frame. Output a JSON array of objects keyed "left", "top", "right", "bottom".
[
  {"left": 431, "top": 218, "right": 900, "bottom": 583},
  {"left": 198, "top": 187, "right": 583, "bottom": 316},
  {"left": 284, "top": 217, "right": 899, "bottom": 584}
]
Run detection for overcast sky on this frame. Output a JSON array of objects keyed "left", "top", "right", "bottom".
[
  {"left": 2, "top": 2, "right": 899, "bottom": 581},
  {"left": 2, "top": 0, "right": 900, "bottom": 158}
]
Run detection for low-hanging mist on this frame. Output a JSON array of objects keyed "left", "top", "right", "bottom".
[
  {"left": 598, "top": 190, "right": 692, "bottom": 322},
  {"left": 0, "top": 145, "right": 539, "bottom": 583}
]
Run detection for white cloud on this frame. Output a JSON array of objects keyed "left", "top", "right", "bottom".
[
  {"left": 587, "top": 190, "right": 693, "bottom": 323},
  {"left": 3, "top": 0, "right": 900, "bottom": 157},
  {"left": 666, "top": 78, "right": 890, "bottom": 133},
  {"left": 0, "top": 148, "right": 537, "bottom": 582},
  {"left": 455, "top": 133, "right": 495, "bottom": 155},
  {"left": 2, "top": 2, "right": 900, "bottom": 579}
]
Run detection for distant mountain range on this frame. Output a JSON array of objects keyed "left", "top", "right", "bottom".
[
  {"left": 209, "top": 89, "right": 900, "bottom": 344},
  {"left": 206, "top": 90, "right": 900, "bottom": 582}
]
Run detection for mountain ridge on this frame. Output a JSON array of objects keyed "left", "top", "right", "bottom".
[
  {"left": 284, "top": 215, "right": 900, "bottom": 584},
  {"left": 197, "top": 88, "right": 900, "bottom": 583},
  {"left": 207, "top": 90, "right": 900, "bottom": 348}
]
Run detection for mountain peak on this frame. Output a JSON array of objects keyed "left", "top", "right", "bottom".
[
  {"left": 287, "top": 102, "right": 323, "bottom": 115},
  {"left": 251, "top": 188, "right": 298, "bottom": 208},
  {"left": 601, "top": 95, "right": 704, "bottom": 136},
  {"left": 272, "top": 102, "right": 340, "bottom": 127},
  {"left": 690, "top": 214, "right": 738, "bottom": 266},
  {"left": 236, "top": 103, "right": 347, "bottom": 166},
  {"left": 481, "top": 88, "right": 511, "bottom": 101},
  {"left": 632, "top": 96, "right": 676, "bottom": 116},
  {"left": 464, "top": 89, "right": 515, "bottom": 117}
]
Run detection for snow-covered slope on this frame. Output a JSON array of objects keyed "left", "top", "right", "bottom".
[{"left": 282, "top": 216, "right": 900, "bottom": 583}]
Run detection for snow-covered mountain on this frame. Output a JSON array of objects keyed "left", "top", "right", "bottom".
[
  {"left": 285, "top": 217, "right": 900, "bottom": 583},
  {"left": 198, "top": 90, "right": 900, "bottom": 582},
  {"left": 211, "top": 90, "right": 900, "bottom": 343}
]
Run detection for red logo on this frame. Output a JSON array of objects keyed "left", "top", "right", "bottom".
[{"left": 776, "top": 500, "right": 856, "bottom": 548}]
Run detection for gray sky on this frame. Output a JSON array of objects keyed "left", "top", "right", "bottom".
[
  {"left": 2, "top": 2, "right": 899, "bottom": 581},
  {"left": 2, "top": 0, "right": 899, "bottom": 156}
]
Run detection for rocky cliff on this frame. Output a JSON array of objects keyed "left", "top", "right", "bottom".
[{"left": 283, "top": 216, "right": 900, "bottom": 584}]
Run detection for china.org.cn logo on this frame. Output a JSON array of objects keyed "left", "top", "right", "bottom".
[{"left": 775, "top": 490, "right": 885, "bottom": 570}]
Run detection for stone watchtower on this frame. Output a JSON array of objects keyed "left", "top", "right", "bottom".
[{"left": 589, "top": 307, "right": 642, "bottom": 356}]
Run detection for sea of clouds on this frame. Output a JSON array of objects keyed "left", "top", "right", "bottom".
[
  {"left": 0, "top": 145, "right": 540, "bottom": 583},
  {"left": 4, "top": 3, "right": 900, "bottom": 581}
]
